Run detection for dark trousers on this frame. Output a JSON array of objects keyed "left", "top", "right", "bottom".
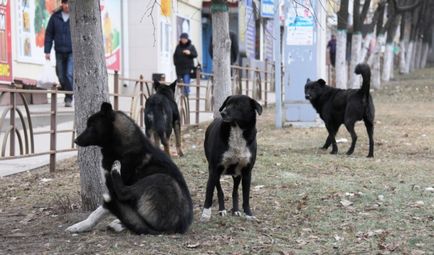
[{"left": 55, "top": 52, "right": 73, "bottom": 102}]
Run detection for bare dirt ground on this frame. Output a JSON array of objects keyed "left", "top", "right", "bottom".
[{"left": 1, "top": 68, "right": 434, "bottom": 255}]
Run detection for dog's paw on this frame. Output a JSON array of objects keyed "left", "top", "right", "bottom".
[
  {"left": 177, "top": 148, "right": 184, "bottom": 157},
  {"left": 111, "top": 160, "right": 121, "bottom": 174},
  {"left": 330, "top": 150, "right": 338, "bottom": 155},
  {"left": 218, "top": 210, "right": 227, "bottom": 217},
  {"left": 66, "top": 220, "right": 93, "bottom": 233},
  {"left": 245, "top": 215, "right": 257, "bottom": 221},
  {"left": 233, "top": 211, "right": 242, "bottom": 217},
  {"left": 200, "top": 208, "right": 212, "bottom": 222},
  {"left": 102, "top": 193, "right": 111, "bottom": 203},
  {"left": 107, "top": 219, "right": 125, "bottom": 233}
]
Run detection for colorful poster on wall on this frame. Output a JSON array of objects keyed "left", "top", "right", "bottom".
[
  {"left": 0, "top": 0, "right": 12, "bottom": 82},
  {"left": 286, "top": 1, "right": 314, "bottom": 46},
  {"left": 16, "top": 0, "right": 57, "bottom": 64},
  {"left": 100, "top": 0, "right": 122, "bottom": 71}
]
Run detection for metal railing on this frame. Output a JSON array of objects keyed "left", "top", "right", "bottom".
[{"left": 0, "top": 62, "right": 276, "bottom": 172}]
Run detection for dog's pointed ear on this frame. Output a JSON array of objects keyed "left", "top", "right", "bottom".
[
  {"left": 169, "top": 80, "right": 177, "bottom": 91},
  {"left": 219, "top": 96, "right": 232, "bottom": 112},
  {"left": 153, "top": 79, "right": 161, "bottom": 90},
  {"left": 317, "top": 79, "right": 326, "bottom": 86},
  {"left": 306, "top": 78, "right": 311, "bottom": 83},
  {"left": 100, "top": 102, "right": 113, "bottom": 113},
  {"left": 251, "top": 99, "right": 263, "bottom": 115}
]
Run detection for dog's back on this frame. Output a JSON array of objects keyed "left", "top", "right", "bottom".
[{"left": 145, "top": 80, "right": 183, "bottom": 156}]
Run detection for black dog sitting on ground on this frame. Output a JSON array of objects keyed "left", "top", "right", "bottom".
[
  {"left": 304, "top": 63, "right": 375, "bottom": 157},
  {"left": 144, "top": 80, "right": 183, "bottom": 157},
  {"left": 66, "top": 102, "right": 193, "bottom": 234},
  {"left": 200, "top": 95, "right": 262, "bottom": 222}
]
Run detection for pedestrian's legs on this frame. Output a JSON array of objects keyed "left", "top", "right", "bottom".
[
  {"left": 182, "top": 73, "right": 191, "bottom": 96},
  {"left": 65, "top": 53, "right": 74, "bottom": 103},
  {"left": 55, "top": 53, "right": 67, "bottom": 91}
]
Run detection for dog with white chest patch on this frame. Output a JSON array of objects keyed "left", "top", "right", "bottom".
[{"left": 200, "top": 95, "right": 262, "bottom": 222}]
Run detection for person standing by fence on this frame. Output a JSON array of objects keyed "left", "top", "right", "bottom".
[
  {"left": 173, "top": 33, "right": 198, "bottom": 96},
  {"left": 44, "top": 0, "right": 74, "bottom": 107}
]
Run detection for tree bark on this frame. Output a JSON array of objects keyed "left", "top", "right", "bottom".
[
  {"left": 372, "top": 34, "right": 385, "bottom": 89},
  {"left": 70, "top": 0, "right": 109, "bottom": 211},
  {"left": 349, "top": 0, "right": 371, "bottom": 88},
  {"left": 336, "top": 0, "right": 349, "bottom": 89},
  {"left": 399, "top": 12, "right": 410, "bottom": 74},
  {"left": 381, "top": 1, "right": 400, "bottom": 82},
  {"left": 211, "top": 0, "right": 231, "bottom": 118}
]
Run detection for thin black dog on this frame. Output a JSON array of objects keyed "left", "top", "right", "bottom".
[
  {"left": 304, "top": 63, "right": 375, "bottom": 157},
  {"left": 145, "top": 80, "right": 183, "bottom": 157},
  {"left": 66, "top": 102, "right": 193, "bottom": 235},
  {"left": 201, "top": 95, "right": 262, "bottom": 222}
]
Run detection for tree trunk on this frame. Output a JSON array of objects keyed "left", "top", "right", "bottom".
[
  {"left": 336, "top": 0, "right": 349, "bottom": 89},
  {"left": 381, "top": 0, "right": 400, "bottom": 82},
  {"left": 350, "top": 33, "right": 363, "bottom": 88},
  {"left": 406, "top": 41, "right": 415, "bottom": 72},
  {"left": 420, "top": 42, "right": 429, "bottom": 68},
  {"left": 349, "top": 0, "right": 371, "bottom": 88},
  {"left": 211, "top": 1, "right": 232, "bottom": 118},
  {"left": 372, "top": 34, "right": 385, "bottom": 89},
  {"left": 360, "top": 32, "right": 373, "bottom": 63},
  {"left": 70, "top": 0, "right": 109, "bottom": 211},
  {"left": 399, "top": 12, "right": 410, "bottom": 74}
]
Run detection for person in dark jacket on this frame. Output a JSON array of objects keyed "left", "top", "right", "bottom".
[
  {"left": 44, "top": 0, "right": 73, "bottom": 107},
  {"left": 173, "top": 33, "right": 198, "bottom": 96}
]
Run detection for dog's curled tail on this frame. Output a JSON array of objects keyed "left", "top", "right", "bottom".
[{"left": 355, "top": 63, "right": 371, "bottom": 95}]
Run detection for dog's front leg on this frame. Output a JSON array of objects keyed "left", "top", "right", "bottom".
[
  {"left": 66, "top": 205, "right": 110, "bottom": 233},
  {"left": 201, "top": 172, "right": 218, "bottom": 222},
  {"left": 231, "top": 175, "right": 242, "bottom": 216},
  {"left": 241, "top": 170, "right": 256, "bottom": 220}
]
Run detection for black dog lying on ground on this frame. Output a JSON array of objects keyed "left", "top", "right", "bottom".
[
  {"left": 200, "top": 95, "right": 262, "bottom": 222},
  {"left": 304, "top": 63, "right": 375, "bottom": 157},
  {"left": 145, "top": 80, "right": 183, "bottom": 157},
  {"left": 66, "top": 102, "right": 193, "bottom": 234}
]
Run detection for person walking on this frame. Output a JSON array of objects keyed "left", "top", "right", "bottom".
[
  {"left": 44, "top": 0, "right": 73, "bottom": 107},
  {"left": 173, "top": 33, "right": 198, "bottom": 96},
  {"left": 327, "top": 34, "right": 336, "bottom": 67}
]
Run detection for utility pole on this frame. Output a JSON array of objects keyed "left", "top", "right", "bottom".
[{"left": 273, "top": 0, "right": 282, "bottom": 128}]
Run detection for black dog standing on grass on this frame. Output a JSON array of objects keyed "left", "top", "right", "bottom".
[
  {"left": 201, "top": 95, "right": 262, "bottom": 222},
  {"left": 144, "top": 80, "right": 184, "bottom": 157},
  {"left": 66, "top": 102, "right": 193, "bottom": 235},
  {"left": 304, "top": 63, "right": 375, "bottom": 157}
]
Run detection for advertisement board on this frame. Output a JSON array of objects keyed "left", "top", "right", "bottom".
[{"left": 0, "top": 0, "right": 12, "bottom": 82}]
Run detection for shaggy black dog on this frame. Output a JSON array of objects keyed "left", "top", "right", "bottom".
[
  {"left": 66, "top": 102, "right": 193, "bottom": 235},
  {"left": 304, "top": 63, "right": 375, "bottom": 157}
]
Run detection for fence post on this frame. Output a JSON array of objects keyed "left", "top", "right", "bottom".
[
  {"left": 50, "top": 85, "right": 57, "bottom": 173},
  {"left": 114, "top": 70, "right": 119, "bottom": 110},
  {"left": 237, "top": 68, "right": 242, "bottom": 95},
  {"left": 245, "top": 65, "right": 250, "bottom": 97},
  {"left": 264, "top": 60, "right": 268, "bottom": 107},
  {"left": 195, "top": 67, "right": 201, "bottom": 124},
  {"left": 139, "top": 75, "right": 144, "bottom": 127},
  {"left": 9, "top": 87, "right": 16, "bottom": 157}
]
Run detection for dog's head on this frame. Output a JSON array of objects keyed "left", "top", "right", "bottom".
[
  {"left": 304, "top": 78, "right": 327, "bottom": 101},
  {"left": 153, "top": 80, "right": 177, "bottom": 101},
  {"left": 219, "top": 95, "right": 262, "bottom": 126},
  {"left": 75, "top": 102, "right": 115, "bottom": 147}
]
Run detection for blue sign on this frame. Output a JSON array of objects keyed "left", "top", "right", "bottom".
[{"left": 261, "top": 0, "right": 274, "bottom": 18}]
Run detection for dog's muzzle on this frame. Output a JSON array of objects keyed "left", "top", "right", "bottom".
[{"left": 305, "top": 94, "right": 311, "bottom": 100}]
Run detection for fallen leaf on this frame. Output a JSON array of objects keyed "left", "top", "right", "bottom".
[
  {"left": 186, "top": 242, "right": 200, "bottom": 249},
  {"left": 340, "top": 199, "right": 353, "bottom": 207}
]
